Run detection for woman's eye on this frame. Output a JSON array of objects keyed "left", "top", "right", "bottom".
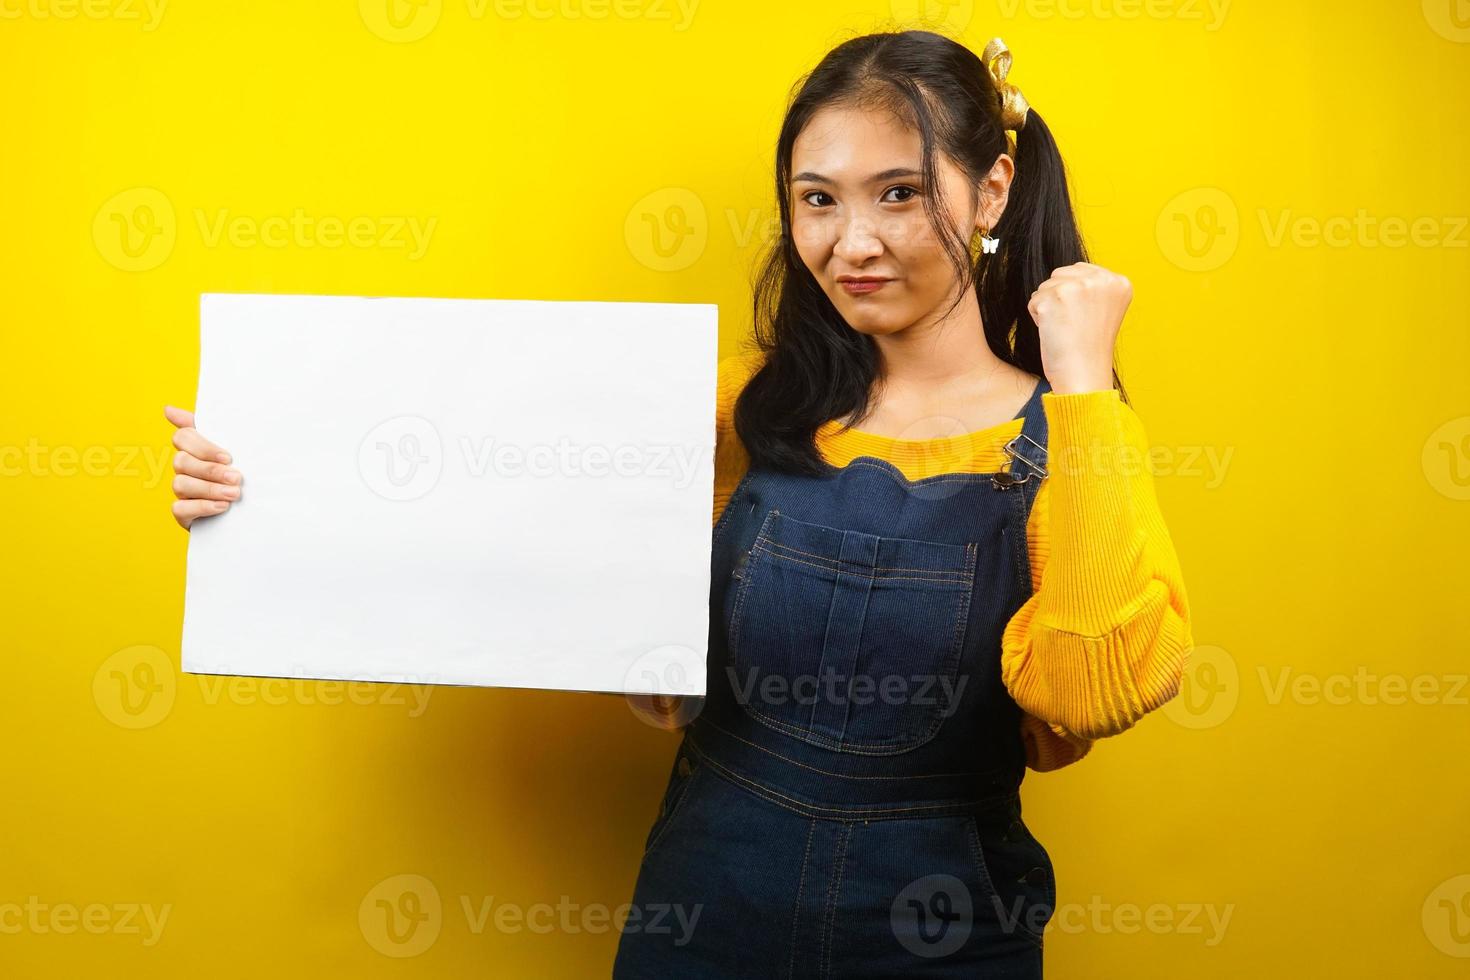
[{"left": 799, "top": 186, "right": 918, "bottom": 208}]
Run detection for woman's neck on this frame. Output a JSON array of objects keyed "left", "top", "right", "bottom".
[{"left": 849, "top": 295, "right": 1038, "bottom": 439}]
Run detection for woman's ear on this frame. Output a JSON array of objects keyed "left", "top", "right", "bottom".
[{"left": 975, "top": 153, "right": 1015, "bottom": 231}]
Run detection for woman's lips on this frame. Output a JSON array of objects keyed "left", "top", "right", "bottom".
[{"left": 839, "top": 279, "right": 890, "bottom": 295}]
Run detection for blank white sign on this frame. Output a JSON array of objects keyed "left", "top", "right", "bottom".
[{"left": 181, "top": 293, "right": 717, "bottom": 696}]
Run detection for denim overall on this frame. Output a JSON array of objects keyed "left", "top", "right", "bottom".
[{"left": 613, "top": 378, "right": 1059, "bottom": 978}]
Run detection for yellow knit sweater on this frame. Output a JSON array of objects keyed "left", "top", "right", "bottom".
[{"left": 641, "top": 350, "right": 1194, "bottom": 773}]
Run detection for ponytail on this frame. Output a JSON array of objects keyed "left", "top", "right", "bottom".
[{"left": 979, "top": 109, "right": 1128, "bottom": 399}]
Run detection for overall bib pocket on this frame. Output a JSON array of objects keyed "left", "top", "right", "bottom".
[{"left": 726, "top": 509, "right": 977, "bottom": 754}]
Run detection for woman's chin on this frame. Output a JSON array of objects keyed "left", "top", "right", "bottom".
[{"left": 840, "top": 311, "right": 912, "bottom": 337}]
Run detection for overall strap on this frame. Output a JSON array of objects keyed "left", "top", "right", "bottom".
[{"left": 992, "top": 375, "right": 1051, "bottom": 493}]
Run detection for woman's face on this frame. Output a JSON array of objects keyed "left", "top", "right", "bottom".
[{"left": 789, "top": 104, "right": 1006, "bottom": 337}]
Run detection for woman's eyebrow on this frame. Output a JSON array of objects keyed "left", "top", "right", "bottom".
[{"left": 791, "top": 167, "right": 922, "bottom": 185}]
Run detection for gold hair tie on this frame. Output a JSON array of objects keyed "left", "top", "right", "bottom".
[{"left": 981, "top": 37, "right": 1030, "bottom": 132}]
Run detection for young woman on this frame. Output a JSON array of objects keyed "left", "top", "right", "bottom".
[
  {"left": 165, "top": 30, "right": 1192, "bottom": 978},
  {"left": 614, "top": 30, "right": 1193, "bottom": 979}
]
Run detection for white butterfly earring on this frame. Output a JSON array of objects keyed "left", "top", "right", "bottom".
[{"left": 980, "top": 225, "right": 1000, "bottom": 255}]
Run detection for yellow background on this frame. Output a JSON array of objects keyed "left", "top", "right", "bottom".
[{"left": 3, "top": 0, "right": 1469, "bottom": 975}]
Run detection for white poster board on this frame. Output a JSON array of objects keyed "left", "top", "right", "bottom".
[{"left": 181, "top": 293, "right": 717, "bottom": 696}]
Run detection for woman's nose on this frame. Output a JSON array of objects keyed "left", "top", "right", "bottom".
[{"left": 833, "top": 214, "right": 884, "bottom": 263}]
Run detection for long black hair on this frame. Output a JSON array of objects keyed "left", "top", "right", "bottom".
[{"left": 734, "top": 29, "right": 1128, "bottom": 476}]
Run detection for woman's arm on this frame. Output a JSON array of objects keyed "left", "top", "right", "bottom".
[{"left": 1001, "top": 388, "right": 1196, "bottom": 744}]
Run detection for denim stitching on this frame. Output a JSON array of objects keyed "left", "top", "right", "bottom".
[
  {"left": 1010, "top": 818, "right": 1054, "bottom": 949},
  {"left": 713, "top": 470, "right": 756, "bottom": 548},
  {"left": 728, "top": 512, "right": 977, "bottom": 754},
  {"left": 973, "top": 817, "right": 1048, "bottom": 950},
  {"left": 698, "top": 719, "right": 1010, "bottom": 783},
  {"left": 967, "top": 814, "right": 1001, "bottom": 910},
  {"left": 819, "top": 821, "right": 852, "bottom": 980},
  {"left": 740, "top": 678, "right": 958, "bottom": 756},
  {"left": 737, "top": 680, "right": 964, "bottom": 755},
  {"left": 810, "top": 540, "right": 872, "bottom": 744},
  {"left": 726, "top": 508, "right": 778, "bottom": 667},
  {"left": 752, "top": 542, "right": 973, "bottom": 586},
  {"left": 755, "top": 539, "right": 974, "bottom": 584},
  {"left": 786, "top": 817, "right": 817, "bottom": 980},
  {"left": 1008, "top": 485, "right": 1028, "bottom": 588},
  {"left": 687, "top": 744, "right": 1013, "bottom": 820},
  {"left": 746, "top": 541, "right": 972, "bottom": 754},
  {"left": 641, "top": 765, "right": 702, "bottom": 857},
  {"left": 841, "top": 458, "right": 1013, "bottom": 488},
  {"left": 756, "top": 514, "right": 975, "bottom": 576}
]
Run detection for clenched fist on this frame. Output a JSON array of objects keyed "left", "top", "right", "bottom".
[{"left": 1026, "top": 261, "right": 1131, "bottom": 395}]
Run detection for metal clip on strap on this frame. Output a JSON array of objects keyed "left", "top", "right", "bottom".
[{"left": 991, "top": 433, "right": 1049, "bottom": 490}]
